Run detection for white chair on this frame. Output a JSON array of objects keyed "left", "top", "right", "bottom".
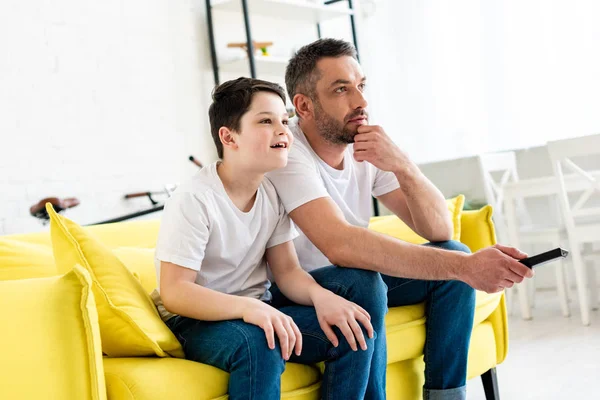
[
  {"left": 547, "top": 133, "right": 600, "bottom": 326},
  {"left": 477, "top": 152, "right": 571, "bottom": 320}
]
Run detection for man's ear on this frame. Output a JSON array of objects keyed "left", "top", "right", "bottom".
[
  {"left": 293, "top": 93, "right": 314, "bottom": 120},
  {"left": 219, "top": 127, "right": 238, "bottom": 152}
]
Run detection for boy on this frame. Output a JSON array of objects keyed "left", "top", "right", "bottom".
[{"left": 152, "top": 77, "right": 388, "bottom": 399}]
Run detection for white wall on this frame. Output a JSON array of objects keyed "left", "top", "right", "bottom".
[
  {"left": 0, "top": 0, "right": 217, "bottom": 234},
  {"left": 0, "top": 0, "right": 361, "bottom": 235},
  {"left": 359, "top": 0, "right": 600, "bottom": 164}
]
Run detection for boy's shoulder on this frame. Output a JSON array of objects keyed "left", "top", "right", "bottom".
[{"left": 170, "top": 162, "right": 221, "bottom": 204}]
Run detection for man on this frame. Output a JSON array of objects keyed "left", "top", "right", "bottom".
[{"left": 266, "top": 38, "right": 534, "bottom": 400}]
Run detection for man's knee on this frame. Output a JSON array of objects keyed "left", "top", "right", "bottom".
[
  {"left": 338, "top": 268, "right": 388, "bottom": 316},
  {"left": 428, "top": 240, "right": 471, "bottom": 254}
]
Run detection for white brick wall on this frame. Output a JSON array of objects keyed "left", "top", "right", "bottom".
[{"left": 0, "top": 0, "right": 218, "bottom": 234}]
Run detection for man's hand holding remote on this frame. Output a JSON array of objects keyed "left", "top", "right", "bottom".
[{"left": 459, "top": 244, "right": 534, "bottom": 294}]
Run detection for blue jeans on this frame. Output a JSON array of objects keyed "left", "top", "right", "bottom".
[
  {"left": 167, "top": 267, "right": 388, "bottom": 400},
  {"left": 382, "top": 240, "right": 475, "bottom": 400}
]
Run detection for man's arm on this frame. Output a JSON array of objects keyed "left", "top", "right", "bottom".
[
  {"left": 353, "top": 125, "right": 453, "bottom": 241},
  {"left": 289, "top": 197, "right": 533, "bottom": 293},
  {"left": 377, "top": 173, "right": 453, "bottom": 242}
]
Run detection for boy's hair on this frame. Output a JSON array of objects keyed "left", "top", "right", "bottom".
[
  {"left": 285, "top": 38, "right": 357, "bottom": 102},
  {"left": 209, "top": 77, "right": 286, "bottom": 159}
]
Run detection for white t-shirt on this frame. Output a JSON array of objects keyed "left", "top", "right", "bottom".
[
  {"left": 154, "top": 161, "right": 298, "bottom": 304},
  {"left": 266, "top": 118, "right": 400, "bottom": 272}
]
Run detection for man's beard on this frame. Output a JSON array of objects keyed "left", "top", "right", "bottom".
[{"left": 313, "top": 100, "right": 367, "bottom": 145}]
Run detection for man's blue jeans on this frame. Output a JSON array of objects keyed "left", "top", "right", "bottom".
[
  {"left": 166, "top": 267, "right": 388, "bottom": 400},
  {"left": 381, "top": 240, "right": 476, "bottom": 400}
]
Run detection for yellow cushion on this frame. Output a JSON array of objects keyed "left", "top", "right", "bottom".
[
  {"left": 0, "top": 266, "right": 106, "bottom": 400},
  {"left": 113, "top": 247, "right": 158, "bottom": 294},
  {"left": 84, "top": 220, "right": 161, "bottom": 249},
  {"left": 0, "top": 237, "right": 56, "bottom": 281},
  {"left": 459, "top": 205, "right": 497, "bottom": 252},
  {"left": 46, "top": 204, "right": 183, "bottom": 358},
  {"left": 104, "top": 358, "right": 321, "bottom": 400},
  {"left": 368, "top": 195, "right": 465, "bottom": 244}
]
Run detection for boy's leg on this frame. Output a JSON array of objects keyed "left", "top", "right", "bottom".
[
  {"left": 383, "top": 240, "right": 475, "bottom": 400},
  {"left": 272, "top": 268, "right": 388, "bottom": 400},
  {"left": 166, "top": 316, "right": 284, "bottom": 400}
]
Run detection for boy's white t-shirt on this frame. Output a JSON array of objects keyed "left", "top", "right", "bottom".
[
  {"left": 266, "top": 117, "right": 400, "bottom": 272},
  {"left": 154, "top": 162, "right": 298, "bottom": 314}
]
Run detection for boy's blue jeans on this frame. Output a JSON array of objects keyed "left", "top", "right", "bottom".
[{"left": 166, "top": 267, "right": 388, "bottom": 400}]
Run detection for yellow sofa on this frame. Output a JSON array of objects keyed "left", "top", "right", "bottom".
[{"left": 0, "top": 205, "right": 506, "bottom": 400}]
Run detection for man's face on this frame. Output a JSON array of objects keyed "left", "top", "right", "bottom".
[{"left": 311, "top": 56, "right": 369, "bottom": 144}]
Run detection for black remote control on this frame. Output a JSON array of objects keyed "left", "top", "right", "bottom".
[{"left": 519, "top": 248, "right": 569, "bottom": 269}]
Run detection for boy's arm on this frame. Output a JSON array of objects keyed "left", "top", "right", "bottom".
[
  {"left": 160, "top": 261, "right": 258, "bottom": 321},
  {"left": 160, "top": 261, "right": 302, "bottom": 360},
  {"left": 266, "top": 242, "right": 373, "bottom": 351}
]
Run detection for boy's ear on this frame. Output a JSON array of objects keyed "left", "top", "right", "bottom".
[
  {"left": 219, "top": 127, "right": 238, "bottom": 152},
  {"left": 293, "top": 93, "right": 313, "bottom": 120}
]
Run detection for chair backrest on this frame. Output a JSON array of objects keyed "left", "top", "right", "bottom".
[
  {"left": 477, "top": 152, "right": 528, "bottom": 242},
  {"left": 547, "top": 134, "right": 600, "bottom": 231}
]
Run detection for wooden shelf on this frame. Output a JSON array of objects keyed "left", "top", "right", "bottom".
[
  {"left": 211, "top": 0, "right": 353, "bottom": 24},
  {"left": 220, "top": 56, "right": 288, "bottom": 77}
]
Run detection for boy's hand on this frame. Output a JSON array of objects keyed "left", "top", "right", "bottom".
[
  {"left": 311, "top": 289, "right": 374, "bottom": 351},
  {"left": 242, "top": 299, "right": 302, "bottom": 360}
]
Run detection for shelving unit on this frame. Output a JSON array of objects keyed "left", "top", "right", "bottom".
[
  {"left": 204, "top": 0, "right": 361, "bottom": 88},
  {"left": 204, "top": 0, "right": 380, "bottom": 215}
]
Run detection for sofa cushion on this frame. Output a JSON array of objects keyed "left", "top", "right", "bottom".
[
  {"left": 113, "top": 247, "right": 157, "bottom": 294},
  {"left": 384, "top": 291, "right": 503, "bottom": 364},
  {"left": 46, "top": 204, "right": 183, "bottom": 358},
  {"left": 459, "top": 205, "right": 497, "bottom": 252},
  {"left": 0, "top": 237, "right": 56, "bottom": 280},
  {"left": 368, "top": 195, "right": 465, "bottom": 244},
  {"left": 0, "top": 266, "right": 106, "bottom": 400},
  {"left": 104, "top": 358, "right": 321, "bottom": 400}
]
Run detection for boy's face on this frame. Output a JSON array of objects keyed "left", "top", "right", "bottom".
[{"left": 228, "top": 91, "right": 293, "bottom": 172}]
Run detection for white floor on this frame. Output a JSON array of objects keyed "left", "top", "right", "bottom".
[{"left": 466, "top": 290, "right": 600, "bottom": 399}]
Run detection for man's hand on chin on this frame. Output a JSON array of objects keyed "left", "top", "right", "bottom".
[{"left": 352, "top": 125, "right": 417, "bottom": 178}]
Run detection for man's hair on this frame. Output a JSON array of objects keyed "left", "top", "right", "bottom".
[
  {"left": 209, "top": 77, "right": 286, "bottom": 159},
  {"left": 285, "top": 38, "right": 357, "bottom": 102}
]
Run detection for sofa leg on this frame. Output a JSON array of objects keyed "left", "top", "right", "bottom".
[{"left": 481, "top": 368, "right": 500, "bottom": 400}]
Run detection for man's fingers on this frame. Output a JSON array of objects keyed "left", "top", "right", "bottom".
[
  {"left": 349, "top": 319, "right": 368, "bottom": 351},
  {"left": 339, "top": 322, "right": 358, "bottom": 351},
  {"left": 508, "top": 259, "right": 534, "bottom": 278},
  {"left": 273, "top": 320, "right": 289, "bottom": 360},
  {"left": 495, "top": 243, "right": 528, "bottom": 259},
  {"left": 263, "top": 323, "right": 275, "bottom": 350},
  {"left": 320, "top": 322, "right": 339, "bottom": 347},
  {"left": 353, "top": 141, "right": 375, "bottom": 152},
  {"left": 354, "top": 131, "right": 378, "bottom": 141},
  {"left": 355, "top": 311, "right": 374, "bottom": 339},
  {"left": 504, "top": 267, "right": 526, "bottom": 284}
]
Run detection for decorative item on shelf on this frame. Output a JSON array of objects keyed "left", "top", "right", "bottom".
[{"left": 228, "top": 41, "right": 273, "bottom": 57}]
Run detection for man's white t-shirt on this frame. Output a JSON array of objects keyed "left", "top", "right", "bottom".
[
  {"left": 266, "top": 117, "right": 400, "bottom": 272},
  {"left": 154, "top": 162, "right": 298, "bottom": 313}
]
